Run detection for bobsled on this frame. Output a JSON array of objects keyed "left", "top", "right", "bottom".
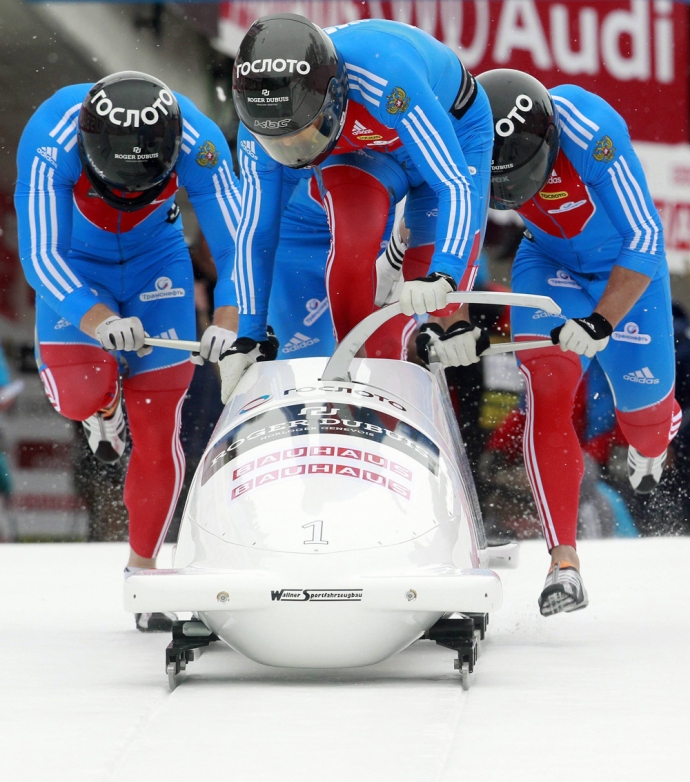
[{"left": 125, "top": 293, "right": 560, "bottom": 689}]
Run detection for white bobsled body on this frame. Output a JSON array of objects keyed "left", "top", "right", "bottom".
[{"left": 125, "top": 357, "right": 502, "bottom": 668}]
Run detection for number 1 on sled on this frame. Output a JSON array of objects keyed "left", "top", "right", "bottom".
[{"left": 303, "top": 520, "right": 329, "bottom": 545}]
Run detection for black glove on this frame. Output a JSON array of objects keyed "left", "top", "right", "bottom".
[
  {"left": 415, "top": 323, "right": 444, "bottom": 365},
  {"left": 551, "top": 313, "right": 613, "bottom": 358},
  {"left": 416, "top": 321, "right": 490, "bottom": 367},
  {"left": 219, "top": 326, "right": 279, "bottom": 362},
  {"left": 218, "top": 327, "right": 279, "bottom": 404}
]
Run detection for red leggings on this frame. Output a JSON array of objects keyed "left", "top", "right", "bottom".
[
  {"left": 517, "top": 344, "right": 680, "bottom": 550},
  {"left": 321, "top": 165, "right": 414, "bottom": 358},
  {"left": 39, "top": 344, "right": 194, "bottom": 558}
]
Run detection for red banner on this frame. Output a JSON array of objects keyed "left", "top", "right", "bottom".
[
  {"left": 635, "top": 141, "right": 690, "bottom": 269},
  {"left": 218, "top": 1, "right": 689, "bottom": 143}
]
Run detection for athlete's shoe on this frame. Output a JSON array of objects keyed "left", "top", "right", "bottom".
[
  {"left": 627, "top": 446, "right": 667, "bottom": 494},
  {"left": 135, "top": 612, "right": 177, "bottom": 632},
  {"left": 81, "top": 384, "right": 126, "bottom": 463},
  {"left": 538, "top": 561, "right": 589, "bottom": 617}
]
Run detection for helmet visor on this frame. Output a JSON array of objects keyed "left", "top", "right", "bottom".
[
  {"left": 490, "top": 124, "right": 558, "bottom": 210},
  {"left": 253, "top": 81, "right": 343, "bottom": 168}
]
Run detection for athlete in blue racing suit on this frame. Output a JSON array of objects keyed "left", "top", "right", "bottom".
[
  {"left": 221, "top": 14, "right": 494, "bottom": 402},
  {"left": 14, "top": 74, "right": 241, "bottom": 624},
  {"left": 426, "top": 70, "right": 680, "bottom": 616}
]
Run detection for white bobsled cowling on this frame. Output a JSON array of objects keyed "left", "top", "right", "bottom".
[
  {"left": 125, "top": 357, "right": 499, "bottom": 668},
  {"left": 125, "top": 294, "right": 559, "bottom": 670}
]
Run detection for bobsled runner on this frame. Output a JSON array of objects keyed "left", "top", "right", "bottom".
[{"left": 126, "top": 293, "right": 560, "bottom": 690}]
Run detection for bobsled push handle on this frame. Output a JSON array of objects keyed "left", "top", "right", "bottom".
[
  {"left": 143, "top": 336, "right": 202, "bottom": 352},
  {"left": 321, "top": 292, "right": 561, "bottom": 383}
]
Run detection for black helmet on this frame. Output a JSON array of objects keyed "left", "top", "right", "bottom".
[
  {"left": 78, "top": 71, "right": 182, "bottom": 212},
  {"left": 476, "top": 69, "right": 559, "bottom": 210},
  {"left": 233, "top": 13, "right": 347, "bottom": 169}
]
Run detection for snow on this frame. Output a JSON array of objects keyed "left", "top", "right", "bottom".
[{"left": 1, "top": 538, "right": 688, "bottom": 781}]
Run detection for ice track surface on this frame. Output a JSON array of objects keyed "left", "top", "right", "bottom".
[{"left": 1, "top": 539, "right": 688, "bottom": 782}]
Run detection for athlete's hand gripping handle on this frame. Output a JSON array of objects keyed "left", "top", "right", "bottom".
[
  {"left": 551, "top": 313, "right": 612, "bottom": 358},
  {"left": 416, "top": 321, "right": 490, "bottom": 367},
  {"left": 322, "top": 291, "right": 562, "bottom": 382},
  {"left": 96, "top": 316, "right": 152, "bottom": 356},
  {"left": 218, "top": 328, "right": 279, "bottom": 404},
  {"left": 399, "top": 272, "right": 456, "bottom": 316},
  {"left": 190, "top": 325, "right": 238, "bottom": 365}
]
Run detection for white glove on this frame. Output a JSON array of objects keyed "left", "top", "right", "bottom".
[
  {"left": 218, "top": 330, "right": 279, "bottom": 404},
  {"left": 375, "top": 199, "right": 408, "bottom": 307},
  {"left": 95, "top": 316, "right": 151, "bottom": 355},
  {"left": 219, "top": 352, "right": 254, "bottom": 404},
  {"left": 399, "top": 272, "right": 456, "bottom": 316},
  {"left": 190, "top": 325, "right": 238, "bottom": 365},
  {"left": 551, "top": 313, "right": 612, "bottom": 358},
  {"left": 416, "top": 321, "right": 490, "bottom": 367}
]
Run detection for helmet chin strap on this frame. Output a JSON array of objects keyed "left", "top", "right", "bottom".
[
  {"left": 78, "top": 141, "right": 173, "bottom": 213},
  {"left": 83, "top": 164, "right": 172, "bottom": 213}
]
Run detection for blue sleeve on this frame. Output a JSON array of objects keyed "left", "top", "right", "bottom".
[
  {"left": 14, "top": 88, "right": 100, "bottom": 327},
  {"left": 175, "top": 97, "right": 240, "bottom": 309},
  {"left": 553, "top": 86, "right": 664, "bottom": 279},
  {"left": 369, "top": 49, "right": 477, "bottom": 285},
  {"left": 235, "top": 124, "right": 302, "bottom": 340},
  {"left": 0, "top": 348, "right": 10, "bottom": 387}
]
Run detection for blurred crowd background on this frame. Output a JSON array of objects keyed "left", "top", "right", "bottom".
[{"left": 1, "top": 0, "right": 690, "bottom": 544}]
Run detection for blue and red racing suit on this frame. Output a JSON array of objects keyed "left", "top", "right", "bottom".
[
  {"left": 14, "top": 84, "right": 240, "bottom": 559},
  {"left": 508, "top": 85, "right": 680, "bottom": 550},
  {"left": 268, "top": 151, "right": 413, "bottom": 360},
  {"left": 235, "top": 18, "right": 494, "bottom": 348}
]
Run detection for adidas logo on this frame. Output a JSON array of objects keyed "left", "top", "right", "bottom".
[
  {"left": 154, "top": 328, "right": 179, "bottom": 341},
  {"left": 282, "top": 332, "right": 320, "bottom": 353},
  {"left": 37, "top": 146, "right": 58, "bottom": 166},
  {"left": 240, "top": 139, "right": 257, "bottom": 160},
  {"left": 352, "top": 120, "right": 373, "bottom": 136},
  {"left": 623, "top": 367, "right": 659, "bottom": 384}
]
